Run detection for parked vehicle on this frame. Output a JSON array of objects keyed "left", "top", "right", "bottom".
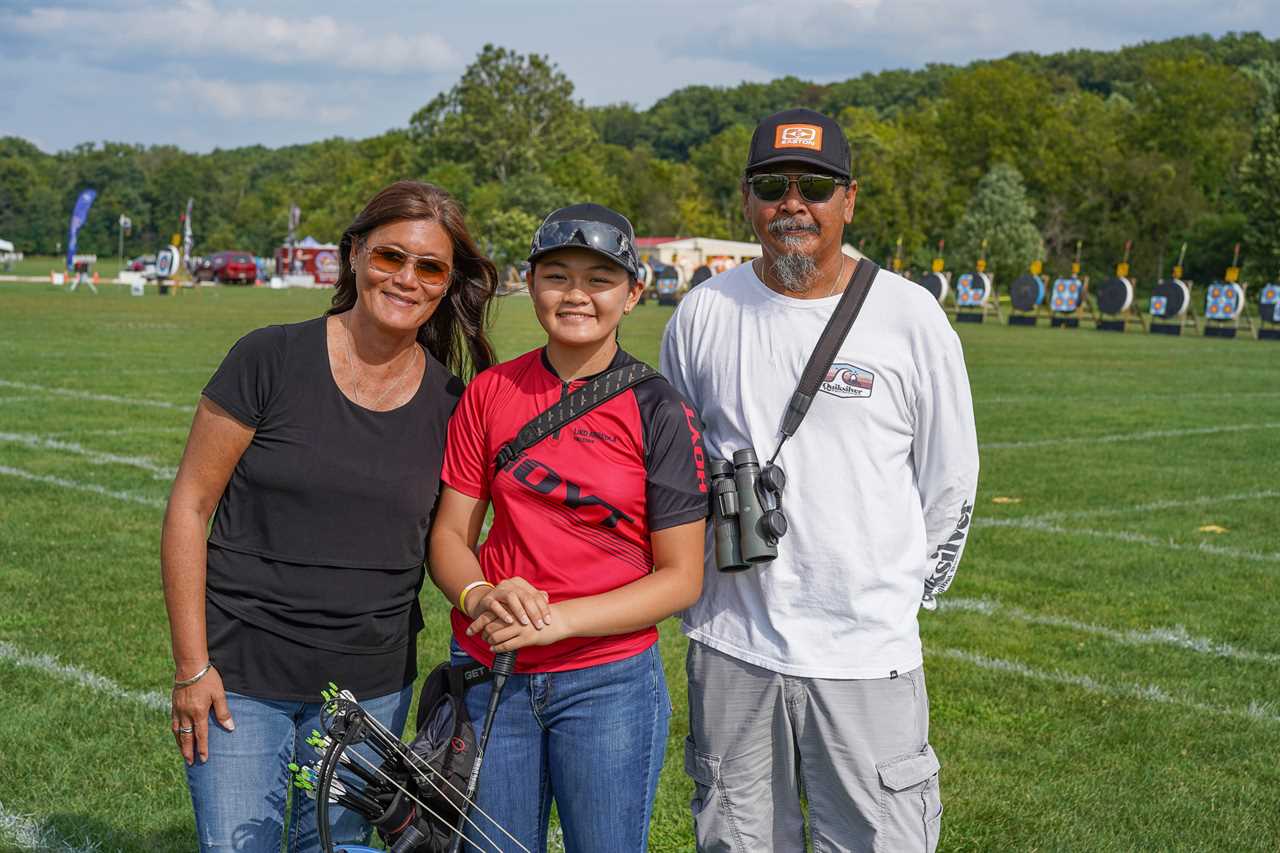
[
  {"left": 126, "top": 254, "right": 156, "bottom": 274},
  {"left": 195, "top": 250, "right": 257, "bottom": 284}
]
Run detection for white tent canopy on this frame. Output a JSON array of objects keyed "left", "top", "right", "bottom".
[{"left": 0, "top": 238, "right": 14, "bottom": 253}]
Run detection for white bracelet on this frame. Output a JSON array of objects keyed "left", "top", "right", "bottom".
[{"left": 458, "top": 580, "right": 495, "bottom": 617}]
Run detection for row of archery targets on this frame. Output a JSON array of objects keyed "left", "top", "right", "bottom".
[{"left": 911, "top": 240, "right": 1280, "bottom": 340}]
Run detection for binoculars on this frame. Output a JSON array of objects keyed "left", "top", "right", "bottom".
[{"left": 709, "top": 449, "right": 788, "bottom": 572}]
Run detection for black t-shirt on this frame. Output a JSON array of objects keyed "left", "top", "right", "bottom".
[{"left": 201, "top": 316, "right": 463, "bottom": 701}]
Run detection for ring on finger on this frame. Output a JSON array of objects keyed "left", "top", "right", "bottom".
[{"left": 177, "top": 725, "right": 195, "bottom": 734}]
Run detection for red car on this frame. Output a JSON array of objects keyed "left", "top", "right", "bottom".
[{"left": 196, "top": 250, "right": 257, "bottom": 284}]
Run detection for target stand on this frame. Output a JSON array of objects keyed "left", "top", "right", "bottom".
[
  {"left": 1258, "top": 283, "right": 1280, "bottom": 340},
  {"left": 1095, "top": 275, "right": 1146, "bottom": 332},
  {"left": 1049, "top": 276, "right": 1091, "bottom": 328},
  {"left": 952, "top": 271, "right": 1000, "bottom": 323},
  {"left": 1008, "top": 272, "right": 1047, "bottom": 326},
  {"left": 1148, "top": 278, "right": 1197, "bottom": 335},
  {"left": 1203, "top": 281, "right": 1251, "bottom": 338}
]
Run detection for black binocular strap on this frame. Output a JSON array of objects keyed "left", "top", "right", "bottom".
[
  {"left": 494, "top": 361, "right": 661, "bottom": 470},
  {"left": 777, "top": 258, "right": 880, "bottom": 445}
]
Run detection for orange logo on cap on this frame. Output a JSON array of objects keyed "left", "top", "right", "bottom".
[{"left": 775, "top": 124, "right": 822, "bottom": 149}]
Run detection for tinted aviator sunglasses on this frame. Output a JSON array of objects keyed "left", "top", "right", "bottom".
[
  {"left": 748, "top": 173, "right": 850, "bottom": 203},
  {"left": 364, "top": 245, "right": 451, "bottom": 287}
]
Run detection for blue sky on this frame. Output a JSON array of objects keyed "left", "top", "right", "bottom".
[{"left": 2, "top": 0, "right": 1276, "bottom": 153}]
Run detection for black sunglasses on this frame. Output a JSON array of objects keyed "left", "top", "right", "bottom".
[
  {"left": 747, "top": 173, "right": 849, "bottom": 203},
  {"left": 530, "top": 219, "right": 640, "bottom": 278}
]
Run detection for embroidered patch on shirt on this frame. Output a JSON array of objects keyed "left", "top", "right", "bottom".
[{"left": 820, "top": 362, "right": 874, "bottom": 398}]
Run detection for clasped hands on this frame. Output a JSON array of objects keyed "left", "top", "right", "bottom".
[{"left": 465, "top": 576, "right": 569, "bottom": 652}]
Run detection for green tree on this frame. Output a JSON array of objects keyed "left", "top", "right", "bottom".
[
  {"left": 409, "top": 44, "right": 596, "bottom": 184},
  {"left": 1240, "top": 113, "right": 1280, "bottom": 278},
  {"left": 951, "top": 163, "right": 1042, "bottom": 285}
]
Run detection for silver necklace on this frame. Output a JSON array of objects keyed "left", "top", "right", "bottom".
[
  {"left": 341, "top": 317, "right": 418, "bottom": 410},
  {"left": 824, "top": 257, "right": 850, "bottom": 298}
]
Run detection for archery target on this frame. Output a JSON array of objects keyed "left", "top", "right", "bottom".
[
  {"left": 1050, "top": 277, "right": 1084, "bottom": 312},
  {"left": 155, "top": 247, "right": 180, "bottom": 279},
  {"left": 1205, "top": 282, "right": 1245, "bottom": 320},
  {"left": 1010, "top": 274, "right": 1045, "bottom": 311},
  {"left": 1097, "top": 276, "right": 1134, "bottom": 315},
  {"left": 955, "top": 272, "right": 992, "bottom": 307},
  {"left": 919, "top": 271, "right": 950, "bottom": 303},
  {"left": 1149, "top": 279, "right": 1189, "bottom": 318},
  {"left": 1261, "top": 283, "right": 1280, "bottom": 323}
]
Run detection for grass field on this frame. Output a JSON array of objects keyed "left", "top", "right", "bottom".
[{"left": 1, "top": 281, "right": 1278, "bottom": 852}]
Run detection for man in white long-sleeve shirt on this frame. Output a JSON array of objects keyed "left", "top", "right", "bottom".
[{"left": 660, "top": 108, "right": 979, "bottom": 853}]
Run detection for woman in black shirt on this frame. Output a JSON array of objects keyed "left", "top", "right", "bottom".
[{"left": 161, "top": 181, "right": 496, "bottom": 853}]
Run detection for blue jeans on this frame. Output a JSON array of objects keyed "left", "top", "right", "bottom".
[
  {"left": 451, "top": 642, "right": 671, "bottom": 853},
  {"left": 185, "top": 686, "right": 413, "bottom": 853}
]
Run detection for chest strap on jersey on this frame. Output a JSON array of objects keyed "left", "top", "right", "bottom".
[{"left": 494, "top": 361, "right": 661, "bottom": 470}]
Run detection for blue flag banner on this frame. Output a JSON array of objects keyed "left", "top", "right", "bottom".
[{"left": 66, "top": 188, "right": 98, "bottom": 270}]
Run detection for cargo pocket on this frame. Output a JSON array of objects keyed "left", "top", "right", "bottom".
[
  {"left": 876, "top": 743, "right": 942, "bottom": 853},
  {"left": 684, "top": 736, "right": 739, "bottom": 853}
]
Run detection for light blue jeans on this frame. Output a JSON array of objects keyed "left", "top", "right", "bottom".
[
  {"left": 451, "top": 641, "right": 672, "bottom": 853},
  {"left": 185, "top": 686, "right": 413, "bottom": 853}
]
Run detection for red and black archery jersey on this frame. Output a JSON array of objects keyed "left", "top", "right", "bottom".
[{"left": 442, "top": 347, "right": 709, "bottom": 673}]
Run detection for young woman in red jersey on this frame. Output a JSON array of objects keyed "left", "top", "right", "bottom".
[{"left": 428, "top": 203, "right": 707, "bottom": 853}]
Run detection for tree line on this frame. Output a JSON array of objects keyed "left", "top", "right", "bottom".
[{"left": 2, "top": 32, "right": 1279, "bottom": 287}]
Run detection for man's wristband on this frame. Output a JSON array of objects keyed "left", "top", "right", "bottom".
[
  {"left": 458, "top": 580, "right": 495, "bottom": 618},
  {"left": 173, "top": 662, "right": 213, "bottom": 689}
]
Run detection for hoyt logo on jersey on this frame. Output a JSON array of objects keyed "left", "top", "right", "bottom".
[{"left": 820, "top": 362, "right": 874, "bottom": 399}]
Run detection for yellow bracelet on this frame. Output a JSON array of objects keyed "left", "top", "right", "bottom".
[{"left": 458, "top": 580, "right": 495, "bottom": 618}]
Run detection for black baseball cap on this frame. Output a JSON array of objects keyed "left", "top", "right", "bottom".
[
  {"left": 528, "top": 203, "right": 640, "bottom": 279},
  {"left": 745, "top": 108, "right": 851, "bottom": 179}
]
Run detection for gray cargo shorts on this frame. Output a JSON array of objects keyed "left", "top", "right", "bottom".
[{"left": 684, "top": 640, "right": 941, "bottom": 852}]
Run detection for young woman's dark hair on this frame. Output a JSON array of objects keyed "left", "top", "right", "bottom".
[{"left": 328, "top": 181, "right": 496, "bottom": 378}]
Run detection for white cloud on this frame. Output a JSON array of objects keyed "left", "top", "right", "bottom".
[
  {"left": 11, "top": 0, "right": 461, "bottom": 74},
  {"left": 158, "top": 77, "right": 356, "bottom": 122}
]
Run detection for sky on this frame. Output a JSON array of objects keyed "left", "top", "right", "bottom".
[{"left": 2, "top": 0, "right": 1277, "bottom": 153}]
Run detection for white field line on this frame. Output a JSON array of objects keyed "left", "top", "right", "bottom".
[
  {"left": 1021, "top": 489, "right": 1280, "bottom": 525},
  {"left": 0, "top": 802, "right": 101, "bottom": 853},
  {"left": 932, "top": 647, "right": 1280, "bottom": 725},
  {"left": 0, "top": 396, "right": 36, "bottom": 405},
  {"left": 978, "top": 390, "right": 1280, "bottom": 405},
  {"left": 48, "top": 426, "right": 191, "bottom": 438},
  {"left": 0, "top": 431, "right": 176, "bottom": 479},
  {"left": 0, "top": 641, "right": 168, "bottom": 712},
  {"left": 939, "top": 597, "right": 1280, "bottom": 665},
  {"left": 976, "top": 516, "right": 1280, "bottom": 564},
  {"left": 0, "top": 464, "right": 166, "bottom": 508},
  {"left": 980, "top": 421, "right": 1280, "bottom": 451},
  {"left": 0, "top": 378, "right": 193, "bottom": 412}
]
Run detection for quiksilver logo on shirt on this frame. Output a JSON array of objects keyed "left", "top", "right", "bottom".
[{"left": 820, "top": 363, "right": 874, "bottom": 399}]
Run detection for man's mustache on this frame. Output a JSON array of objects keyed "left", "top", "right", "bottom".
[{"left": 767, "top": 216, "right": 820, "bottom": 237}]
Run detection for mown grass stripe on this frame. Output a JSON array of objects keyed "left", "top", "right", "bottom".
[
  {"left": 0, "top": 641, "right": 168, "bottom": 712},
  {"left": 976, "top": 516, "right": 1280, "bottom": 564},
  {"left": 0, "top": 431, "right": 176, "bottom": 479},
  {"left": 1020, "top": 488, "right": 1280, "bottom": 524},
  {"left": 0, "top": 801, "right": 101, "bottom": 853},
  {"left": 980, "top": 421, "right": 1280, "bottom": 450},
  {"left": 0, "top": 378, "right": 193, "bottom": 412},
  {"left": 0, "top": 464, "right": 166, "bottom": 508},
  {"left": 939, "top": 597, "right": 1280, "bottom": 664},
  {"left": 933, "top": 647, "right": 1280, "bottom": 725}
]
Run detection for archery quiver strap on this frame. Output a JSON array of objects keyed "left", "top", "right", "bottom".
[
  {"left": 777, "top": 259, "right": 879, "bottom": 441},
  {"left": 494, "top": 360, "right": 661, "bottom": 470}
]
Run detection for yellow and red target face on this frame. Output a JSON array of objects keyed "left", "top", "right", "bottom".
[
  {"left": 1051, "top": 278, "right": 1083, "bottom": 312},
  {"left": 1205, "top": 284, "right": 1242, "bottom": 320}
]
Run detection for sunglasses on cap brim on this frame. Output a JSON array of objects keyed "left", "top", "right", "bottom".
[
  {"left": 747, "top": 173, "right": 850, "bottom": 203},
  {"left": 530, "top": 220, "right": 639, "bottom": 278}
]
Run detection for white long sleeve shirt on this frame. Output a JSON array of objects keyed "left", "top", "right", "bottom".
[{"left": 660, "top": 262, "right": 979, "bottom": 678}]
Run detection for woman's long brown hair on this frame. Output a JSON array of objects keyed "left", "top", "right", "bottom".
[{"left": 327, "top": 181, "right": 496, "bottom": 378}]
